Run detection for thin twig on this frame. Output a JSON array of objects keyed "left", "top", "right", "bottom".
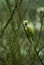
[
  {"left": 0, "top": 0, "right": 18, "bottom": 65},
  {"left": 0, "top": 0, "right": 18, "bottom": 38},
  {"left": 14, "top": 0, "right": 30, "bottom": 32},
  {"left": 35, "top": 12, "right": 44, "bottom": 49},
  {"left": 5, "top": 0, "right": 11, "bottom": 12}
]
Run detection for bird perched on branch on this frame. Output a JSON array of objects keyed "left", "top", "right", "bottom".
[
  {"left": 23, "top": 20, "right": 35, "bottom": 58},
  {"left": 23, "top": 20, "right": 44, "bottom": 65},
  {"left": 23, "top": 20, "right": 34, "bottom": 43}
]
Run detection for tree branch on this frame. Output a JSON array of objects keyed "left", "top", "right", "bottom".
[
  {"left": 27, "top": 35, "right": 44, "bottom": 65},
  {"left": 0, "top": 0, "right": 18, "bottom": 38},
  {"left": 35, "top": 12, "right": 44, "bottom": 49}
]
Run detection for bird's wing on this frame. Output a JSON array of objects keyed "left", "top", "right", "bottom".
[{"left": 26, "top": 25, "right": 34, "bottom": 39}]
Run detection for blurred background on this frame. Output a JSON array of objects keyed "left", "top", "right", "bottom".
[{"left": 0, "top": 0, "right": 44, "bottom": 65}]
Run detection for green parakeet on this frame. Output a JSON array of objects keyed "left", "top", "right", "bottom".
[
  {"left": 23, "top": 20, "right": 35, "bottom": 58},
  {"left": 23, "top": 20, "right": 44, "bottom": 64},
  {"left": 23, "top": 20, "right": 34, "bottom": 42}
]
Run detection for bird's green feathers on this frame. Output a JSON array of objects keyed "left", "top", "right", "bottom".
[
  {"left": 23, "top": 20, "right": 34, "bottom": 41},
  {"left": 26, "top": 25, "right": 34, "bottom": 40}
]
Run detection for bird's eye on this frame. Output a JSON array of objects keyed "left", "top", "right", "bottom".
[{"left": 25, "top": 23, "right": 27, "bottom": 25}]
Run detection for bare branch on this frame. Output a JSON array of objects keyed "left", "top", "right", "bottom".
[
  {"left": 0, "top": 0, "right": 18, "bottom": 38},
  {"left": 14, "top": 0, "right": 30, "bottom": 32},
  {"left": 35, "top": 12, "right": 44, "bottom": 49},
  {"left": 5, "top": 0, "right": 11, "bottom": 12}
]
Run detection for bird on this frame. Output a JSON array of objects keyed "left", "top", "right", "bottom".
[
  {"left": 23, "top": 20, "right": 34, "bottom": 43},
  {"left": 23, "top": 20, "right": 35, "bottom": 59}
]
